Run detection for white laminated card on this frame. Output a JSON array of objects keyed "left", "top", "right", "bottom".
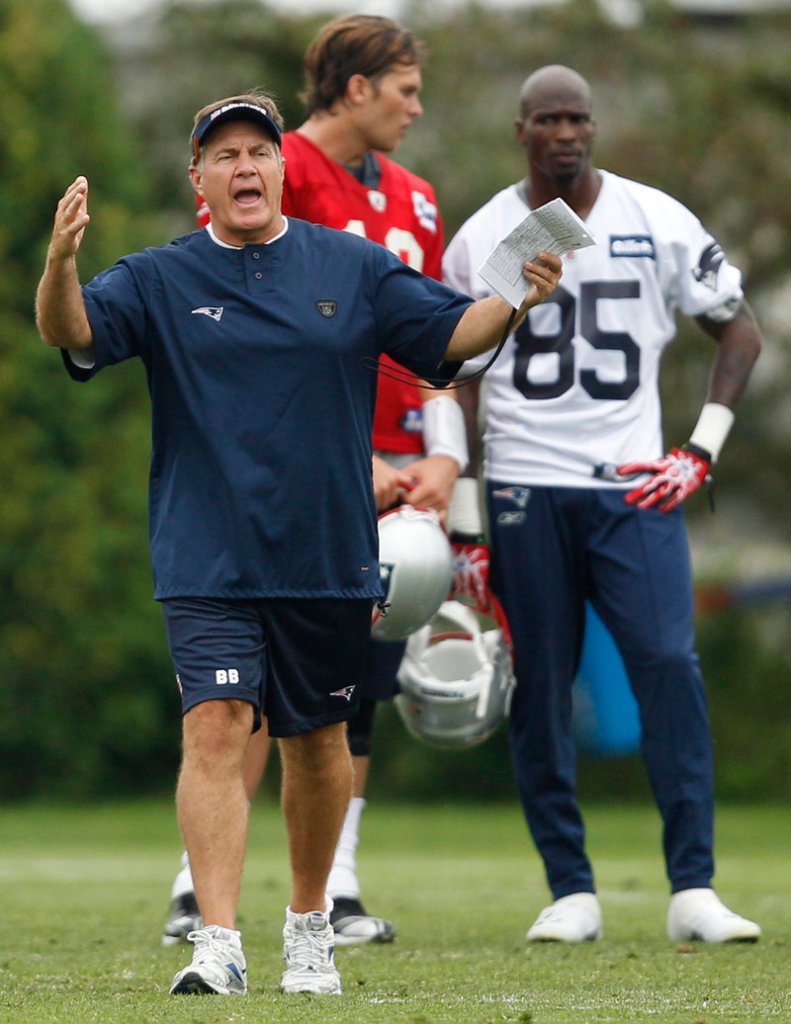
[{"left": 478, "top": 197, "right": 597, "bottom": 308}]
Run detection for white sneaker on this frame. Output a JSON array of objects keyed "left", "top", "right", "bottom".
[
  {"left": 162, "top": 891, "right": 202, "bottom": 947},
  {"left": 526, "top": 892, "right": 603, "bottom": 942},
  {"left": 667, "top": 888, "right": 761, "bottom": 943},
  {"left": 162, "top": 853, "right": 201, "bottom": 947},
  {"left": 330, "top": 896, "right": 396, "bottom": 947},
  {"left": 281, "top": 905, "right": 342, "bottom": 995},
  {"left": 169, "top": 925, "right": 247, "bottom": 995}
]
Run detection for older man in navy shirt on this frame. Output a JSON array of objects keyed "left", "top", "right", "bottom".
[{"left": 35, "top": 91, "right": 561, "bottom": 998}]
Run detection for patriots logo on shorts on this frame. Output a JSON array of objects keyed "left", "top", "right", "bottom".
[
  {"left": 330, "top": 685, "right": 356, "bottom": 701},
  {"left": 492, "top": 485, "right": 531, "bottom": 509}
]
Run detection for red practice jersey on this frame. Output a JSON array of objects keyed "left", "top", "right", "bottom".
[{"left": 281, "top": 132, "right": 445, "bottom": 454}]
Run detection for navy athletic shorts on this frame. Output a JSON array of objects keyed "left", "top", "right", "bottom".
[
  {"left": 364, "top": 637, "right": 405, "bottom": 700},
  {"left": 162, "top": 596, "right": 373, "bottom": 737}
]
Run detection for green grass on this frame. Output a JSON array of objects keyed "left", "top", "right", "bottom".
[{"left": 0, "top": 800, "right": 788, "bottom": 1023}]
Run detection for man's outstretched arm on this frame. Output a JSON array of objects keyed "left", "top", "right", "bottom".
[{"left": 443, "top": 252, "right": 561, "bottom": 363}]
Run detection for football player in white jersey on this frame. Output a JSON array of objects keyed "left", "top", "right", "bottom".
[{"left": 444, "top": 65, "right": 763, "bottom": 944}]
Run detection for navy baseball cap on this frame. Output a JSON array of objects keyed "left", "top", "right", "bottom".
[{"left": 191, "top": 101, "right": 282, "bottom": 158}]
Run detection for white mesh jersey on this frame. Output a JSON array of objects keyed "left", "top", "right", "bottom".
[{"left": 443, "top": 170, "right": 744, "bottom": 488}]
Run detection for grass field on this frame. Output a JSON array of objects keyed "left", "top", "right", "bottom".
[{"left": 0, "top": 800, "right": 788, "bottom": 1023}]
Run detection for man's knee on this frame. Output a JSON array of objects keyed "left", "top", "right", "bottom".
[
  {"left": 280, "top": 722, "right": 351, "bottom": 776},
  {"left": 182, "top": 699, "right": 255, "bottom": 762}
]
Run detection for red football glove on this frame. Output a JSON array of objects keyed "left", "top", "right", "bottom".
[
  {"left": 449, "top": 540, "right": 492, "bottom": 614},
  {"left": 449, "top": 539, "right": 513, "bottom": 652},
  {"left": 617, "top": 444, "right": 711, "bottom": 513}
]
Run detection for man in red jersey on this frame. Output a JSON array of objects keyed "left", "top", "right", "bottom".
[{"left": 164, "top": 14, "right": 469, "bottom": 950}]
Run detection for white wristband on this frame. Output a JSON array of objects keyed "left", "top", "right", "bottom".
[
  {"left": 422, "top": 394, "right": 469, "bottom": 472},
  {"left": 446, "top": 477, "right": 483, "bottom": 537},
  {"left": 688, "top": 402, "right": 734, "bottom": 463}
]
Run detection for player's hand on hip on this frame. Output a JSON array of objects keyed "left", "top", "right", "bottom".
[
  {"left": 617, "top": 444, "right": 711, "bottom": 513},
  {"left": 49, "top": 177, "right": 90, "bottom": 260}
]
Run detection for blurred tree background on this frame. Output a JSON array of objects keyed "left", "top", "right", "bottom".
[{"left": 1, "top": 0, "right": 789, "bottom": 801}]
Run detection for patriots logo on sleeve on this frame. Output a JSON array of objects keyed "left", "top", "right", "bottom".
[
  {"left": 412, "top": 190, "right": 438, "bottom": 233},
  {"left": 692, "top": 241, "right": 725, "bottom": 291}
]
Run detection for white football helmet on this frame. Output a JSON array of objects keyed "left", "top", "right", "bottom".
[
  {"left": 371, "top": 505, "right": 454, "bottom": 642},
  {"left": 395, "top": 600, "right": 515, "bottom": 748}
]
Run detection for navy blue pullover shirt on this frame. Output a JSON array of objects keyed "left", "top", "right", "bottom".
[{"left": 65, "top": 220, "right": 471, "bottom": 599}]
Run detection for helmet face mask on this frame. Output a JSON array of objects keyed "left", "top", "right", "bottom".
[
  {"left": 371, "top": 506, "right": 455, "bottom": 642},
  {"left": 396, "top": 600, "right": 515, "bottom": 748}
]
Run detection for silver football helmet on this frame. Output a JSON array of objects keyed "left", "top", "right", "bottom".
[
  {"left": 371, "top": 505, "right": 455, "bottom": 642},
  {"left": 395, "top": 599, "right": 515, "bottom": 748}
]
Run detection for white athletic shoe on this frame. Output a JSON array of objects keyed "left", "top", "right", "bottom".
[
  {"left": 162, "top": 853, "right": 201, "bottom": 946},
  {"left": 526, "top": 892, "right": 603, "bottom": 942},
  {"left": 330, "top": 896, "right": 396, "bottom": 947},
  {"left": 162, "top": 891, "right": 202, "bottom": 947},
  {"left": 169, "top": 925, "right": 247, "bottom": 995},
  {"left": 281, "top": 905, "right": 342, "bottom": 995},
  {"left": 667, "top": 888, "right": 761, "bottom": 943}
]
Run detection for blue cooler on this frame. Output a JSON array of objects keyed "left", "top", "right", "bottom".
[{"left": 572, "top": 603, "right": 641, "bottom": 755}]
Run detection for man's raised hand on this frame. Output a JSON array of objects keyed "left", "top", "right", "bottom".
[{"left": 50, "top": 176, "right": 90, "bottom": 260}]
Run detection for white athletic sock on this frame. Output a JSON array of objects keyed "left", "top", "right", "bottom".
[
  {"left": 171, "top": 849, "right": 194, "bottom": 899},
  {"left": 326, "top": 797, "right": 366, "bottom": 900}
]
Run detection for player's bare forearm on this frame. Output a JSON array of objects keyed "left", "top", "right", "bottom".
[
  {"left": 444, "top": 252, "right": 561, "bottom": 362},
  {"left": 36, "top": 255, "right": 93, "bottom": 350},
  {"left": 697, "top": 302, "right": 762, "bottom": 409},
  {"left": 35, "top": 176, "right": 94, "bottom": 350},
  {"left": 455, "top": 377, "right": 483, "bottom": 478}
]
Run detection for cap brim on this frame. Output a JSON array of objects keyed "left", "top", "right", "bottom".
[{"left": 192, "top": 102, "right": 282, "bottom": 153}]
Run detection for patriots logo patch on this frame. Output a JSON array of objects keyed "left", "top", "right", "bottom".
[
  {"left": 492, "top": 486, "right": 531, "bottom": 509},
  {"left": 368, "top": 190, "right": 387, "bottom": 213},
  {"left": 191, "top": 306, "right": 224, "bottom": 321},
  {"left": 693, "top": 241, "right": 725, "bottom": 291},
  {"left": 412, "top": 190, "right": 438, "bottom": 234},
  {"left": 330, "top": 685, "right": 357, "bottom": 702},
  {"left": 316, "top": 300, "right": 337, "bottom": 318},
  {"left": 400, "top": 408, "right": 423, "bottom": 434}
]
